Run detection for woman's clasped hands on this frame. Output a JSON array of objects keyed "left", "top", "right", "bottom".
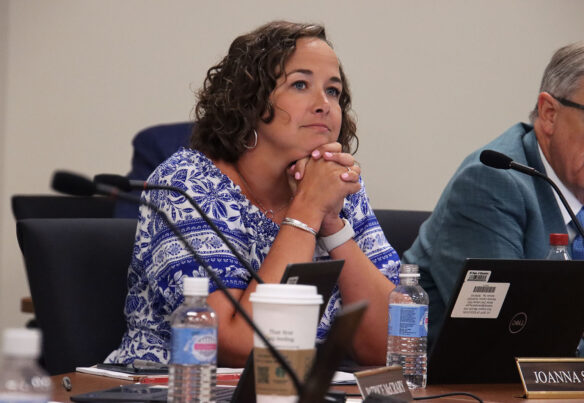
[{"left": 287, "top": 142, "right": 361, "bottom": 236}]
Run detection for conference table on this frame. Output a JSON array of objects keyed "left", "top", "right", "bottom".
[{"left": 49, "top": 372, "right": 535, "bottom": 402}]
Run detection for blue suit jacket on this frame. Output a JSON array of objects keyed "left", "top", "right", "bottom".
[
  {"left": 403, "top": 122, "right": 567, "bottom": 351},
  {"left": 114, "top": 122, "right": 193, "bottom": 218}
]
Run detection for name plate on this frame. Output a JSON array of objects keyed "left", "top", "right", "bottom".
[
  {"left": 516, "top": 358, "right": 584, "bottom": 398},
  {"left": 354, "top": 366, "right": 412, "bottom": 401}
]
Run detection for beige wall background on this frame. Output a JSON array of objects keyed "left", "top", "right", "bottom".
[{"left": 2, "top": 0, "right": 584, "bottom": 332}]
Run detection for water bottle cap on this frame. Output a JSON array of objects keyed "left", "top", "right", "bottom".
[
  {"left": 399, "top": 263, "right": 420, "bottom": 277},
  {"left": 183, "top": 277, "right": 209, "bottom": 296},
  {"left": 2, "top": 328, "right": 41, "bottom": 357},
  {"left": 549, "top": 233, "right": 569, "bottom": 246}
]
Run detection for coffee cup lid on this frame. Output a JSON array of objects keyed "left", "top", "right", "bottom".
[{"left": 250, "top": 284, "right": 323, "bottom": 305}]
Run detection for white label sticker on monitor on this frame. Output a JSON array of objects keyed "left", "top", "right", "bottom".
[
  {"left": 464, "top": 270, "right": 491, "bottom": 282},
  {"left": 451, "top": 281, "right": 510, "bottom": 318},
  {"left": 286, "top": 276, "right": 299, "bottom": 284}
]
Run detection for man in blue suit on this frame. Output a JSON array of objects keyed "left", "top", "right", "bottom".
[
  {"left": 114, "top": 122, "right": 192, "bottom": 218},
  {"left": 404, "top": 42, "right": 584, "bottom": 351}
]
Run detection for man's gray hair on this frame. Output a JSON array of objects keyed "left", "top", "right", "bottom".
[{"left": 529, "top": 41, "right": 584, "bottom": 123}]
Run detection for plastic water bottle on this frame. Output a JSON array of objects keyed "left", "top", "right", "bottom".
[
  {"left": 0, "top": 328, "right": 51, "bottom": 403},
  {"left": 386, "top": 264, "right": 429, "bottom": 389},
  {"left": 168, "top": 277, "right": 218, "bottom": 403},
  {"left": 545, "top": 233, "right": 571, "bottom": 260}
]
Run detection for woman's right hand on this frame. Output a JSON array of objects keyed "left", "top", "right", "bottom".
[{"left": 288, "top": 145, "right": 361, "bottom": 229}]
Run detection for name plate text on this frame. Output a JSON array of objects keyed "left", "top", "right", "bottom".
[
  {"left": 516, "top": 357, "right": 584, "bottom": 399},
  {"left": 354, "top": 366, "right": 412, "bottom": 401}
]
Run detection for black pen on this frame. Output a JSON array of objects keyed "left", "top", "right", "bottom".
[{"left": 62, "top": 376, "right": 72, "bottom": 391}]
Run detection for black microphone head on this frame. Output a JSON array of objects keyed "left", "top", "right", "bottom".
[
  {"left": 479, "top": 149, "right": 513, "bottom": 170},
  {"left": 94, "top": 174, "right": 132, "bottom": 192},
  {"left": 51, "top": 171, "right": 97, "bottom": 196}
]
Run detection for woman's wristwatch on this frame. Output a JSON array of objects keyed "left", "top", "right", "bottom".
[{"left": 318, "top": 218, "right": 355, "bottom": 252}]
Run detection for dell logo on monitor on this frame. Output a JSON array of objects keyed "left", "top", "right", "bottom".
[{"left": 509, "top": 312, "right": 528, "bottom": 334}]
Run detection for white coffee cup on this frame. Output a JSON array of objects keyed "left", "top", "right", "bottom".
[{"left": 250, "top": 283, "right": 323, "bottom": 403}]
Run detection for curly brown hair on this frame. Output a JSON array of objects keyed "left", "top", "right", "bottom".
[{"left": 190, "top": 20, "right": 358, "bottom": 162}]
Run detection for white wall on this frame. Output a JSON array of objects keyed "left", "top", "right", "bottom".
[
  {"left": 2, "top": 0, "right": 584, "bottom": 331},
  {"left": 1, "top": 0, "right": 11, "bottom": 331}
]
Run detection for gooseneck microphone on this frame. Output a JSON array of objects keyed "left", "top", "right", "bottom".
[
  {"left": 51, "top": 171, "right": 303, "bottom": 394},
  {"left": 93, "top": 173, "right": 263, "bottom": 285},
  {"left": 479, "top": 149, "right": 584, "bottom": 239},
  {"left": 479, "top": 149, "right": 543, "bottom": 178}
]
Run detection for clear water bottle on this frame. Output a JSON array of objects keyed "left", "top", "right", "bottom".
[
  {"left": 168, "top": 277, "right": 218, "bottom": 403},
  {"left": 386, "top": 264, "right": 429, "bottom": 389},
  {"left": 0, "top": 328, "right": 51, "bottom": 403},
  {"left": 545, "top": 233, "right": 571, "bottom": 260}
]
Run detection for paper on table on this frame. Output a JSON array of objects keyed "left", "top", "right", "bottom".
[
  {"left": 75, "top": 365, "right": 168, "bottom": 382},
  {"left": 332, "top": 371, "right": 357, "bottom": 385},
  {"left": 76, "top": 365, "right": 244, "bottom": 382},
  {"left": 77, "top": 365, "right": 345, "bottom": 386},
  {"left": 217, "top": 367, "right": 243, "bottom": 374}
]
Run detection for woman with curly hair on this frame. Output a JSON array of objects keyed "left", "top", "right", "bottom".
[{"left": 107, "top": 20, "right": 400, "bottom": 367}]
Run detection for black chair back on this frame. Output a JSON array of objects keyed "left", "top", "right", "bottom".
[
  {"left": 373, "top": 209, "right": 431, "bottom": 258},
  {"left": 17, "top": 218, "right": 137, "bottom": 374},
  {"left": 12, "top": 195, "right": 115, "bottom": 220}
]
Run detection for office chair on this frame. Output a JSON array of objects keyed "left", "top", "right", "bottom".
[
  {"left": 373, "top": 209, "right": 431, "bottom": 258},
  {"left": 12, "top": 195, "right": 117, "bottom": 329},
  {"left": 17, "top": 218, "right": 137, "bottom": 375},
  {"left": 11, "top": 195, "right": 116, "bottom": 220}
]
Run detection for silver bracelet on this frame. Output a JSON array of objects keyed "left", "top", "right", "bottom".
[
  {"left": 318, "top": 218, "right": 355, "bottom": 252},
  {"left": 281, "top": 217, "right": 318, "bottom": 237}
]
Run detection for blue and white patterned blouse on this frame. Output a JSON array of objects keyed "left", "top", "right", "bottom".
[{"left": 106, "top": 148, "right": 400, "bottom": 364}]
